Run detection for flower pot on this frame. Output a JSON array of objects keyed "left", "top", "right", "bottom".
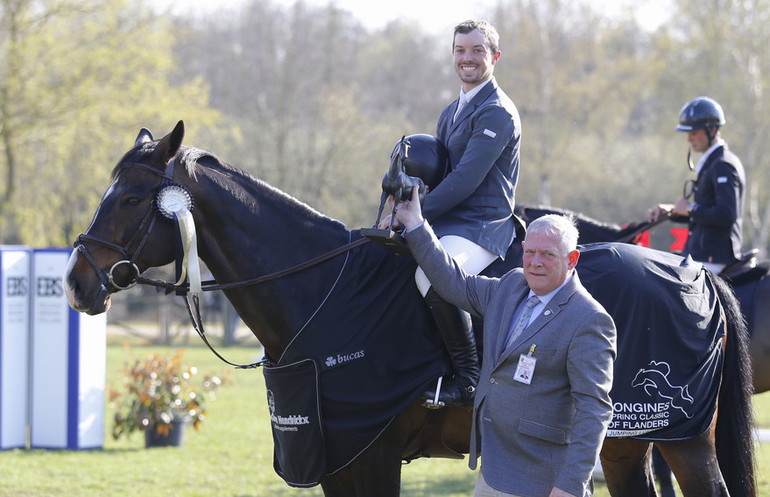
[{"left": 144, "top": 419, "right": 186, "bottom": 448}]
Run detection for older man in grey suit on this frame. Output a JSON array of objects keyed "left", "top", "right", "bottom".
[{"left": 394, "top": 187, "right": 616, "bottom": 497}]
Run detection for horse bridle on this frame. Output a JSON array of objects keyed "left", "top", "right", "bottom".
[
  {"left": 73, "top": 155, "right": 371, "bottom": 368},
  {"left": 74, "top": 159, "right": 179, "bottom": 293}
]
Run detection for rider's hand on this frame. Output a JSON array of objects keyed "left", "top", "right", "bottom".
[
  {"left": 378, "top": 194, "right": 402, "bottom": 230},
  {"left": 377, "top": 214, "right": 399, "bottom": 230},
  {"left": 647, "top": 204, "right": 673, "bottom": 223},
  {"left": 671, "top": 197, "right": 692, "bottom": 217}
]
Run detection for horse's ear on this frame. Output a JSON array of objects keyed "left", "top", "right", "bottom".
[
  {"left": 169, "top": 120, "right": 184, "bottom": 153},
  {"left": 155, "top": 120, "right": 185, "bottom": 164},
  {"left": 135, "top": 128, "right": 153, "bottom": 147}
]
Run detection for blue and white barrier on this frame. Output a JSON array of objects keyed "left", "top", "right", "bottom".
[
  {"left": 0, "top": 247, "right": 31, "bottom": 450},
  {"left": 30, "top": 248, "right": 106, "bottom": 450}
]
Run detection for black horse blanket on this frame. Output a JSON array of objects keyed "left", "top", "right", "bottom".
[
  {"left": 576, "top": 243, "right": 724, "bottom": 440},
  {"left": 264, "top": 238, "right": 724, "bottom": 487},
  {"left": 263, "top": 235, "right": 449, "bottom": 487}
]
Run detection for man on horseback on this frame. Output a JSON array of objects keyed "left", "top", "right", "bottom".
[
  {"left": 647, "top": 96, "right": 746, "bottom": 274},
  {"left": 382, "top": 19, "right": 521, "bottom": 408}
]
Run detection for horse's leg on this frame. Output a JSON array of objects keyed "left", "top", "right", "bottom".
[
  {"left": 320, "top": 432, "right": 405, "bottom": 497},
  {"left": 600, "top": 438, "right": 656, "bottom": 497},
  {"left": 651, "top": 445, "right": 677, "bottom": 497},
  {"left": 320, "top": 435, "right": 405, "bottom": 497},
  {"left": 655, "top": 427, "right": 728, "bottom": 497},
  {"left": 320, "top": 401, "right": 429, "bottom": 497}
]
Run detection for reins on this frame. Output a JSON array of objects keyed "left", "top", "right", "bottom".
[
  {"left": 176, "top": 236, "right": 370, "bottom": 369},
  {"left": 132, "top": 236, "right": 371, "bottom": 369},
  {"left": 136, "top": 236, "right": 370, "bottom": 293},
  {"left": 614, "top": 217, "right": 669, "bottom": 244}
]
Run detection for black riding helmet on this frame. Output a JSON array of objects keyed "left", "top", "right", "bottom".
[
  {"left": 675, "top": 96, "right": 726, "bottom": 133},
  {"left": 394, "top": 134, "right": 449, "bottom": 191},
  {"left": 676, "top": 97, "right": 725, "bottom": 170}
]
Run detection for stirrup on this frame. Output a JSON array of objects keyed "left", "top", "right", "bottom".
[
  {"left": 421, "top": 376, "right": 476, "bottom": 409},
  {"left": 422, "top": 377, "right": 446, "bottom": 409}
]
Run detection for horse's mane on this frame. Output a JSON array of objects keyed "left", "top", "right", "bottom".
[
  {"left": 113, "top": 142, "right": 345, "bottom": 230},
  {"left": 516, "top": 204, "right": 622, "bottom": 231}
]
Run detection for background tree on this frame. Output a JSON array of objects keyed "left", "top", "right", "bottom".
[
  {"left": 662, "top": 0, "right": 770, "bottom": 253},
  {"left": 0, "top": 0, "right": 219, "bottom": 246},
  {"left": 2, "top": 0, "right": 769, "bottom": 258}
]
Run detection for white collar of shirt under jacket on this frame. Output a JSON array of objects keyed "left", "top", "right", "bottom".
[
  {"left": 524, "top": 272, "right": 574, "bottom": 323},
  {"left": 696, "top": 138, "right": 726, "bottom": 174},
  {"left": 457, "top": 78, "right": 492, "bottom": 107}
]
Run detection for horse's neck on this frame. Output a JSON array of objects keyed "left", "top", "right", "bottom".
[{"left": 189, "top": 169, "right": 350, "bottom": 358}]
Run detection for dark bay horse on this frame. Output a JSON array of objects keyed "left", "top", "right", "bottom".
[
  {"left": 64, "top": 122, "right": 755, "bottom": 497},
  {"left": 516, "top": 204, "right": 770, "bottom": 395}
]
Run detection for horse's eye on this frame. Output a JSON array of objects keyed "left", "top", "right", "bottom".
[{"left": 125, "top": 197, "right": 141, "bottom": 207}]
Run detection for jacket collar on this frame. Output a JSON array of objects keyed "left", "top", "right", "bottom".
[
  {"left": 696, "top": 139, "right": 726, "bottom": 174},
  {"left": 449, "top": 77, "right": 498, "bottom": 133}
]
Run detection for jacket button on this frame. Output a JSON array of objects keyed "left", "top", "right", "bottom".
[{"left": 490, "top": 378, "right": 496, "bottom": 384}]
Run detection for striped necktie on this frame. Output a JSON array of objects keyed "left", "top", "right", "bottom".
[{"left": 505, "top": 295, "right": 541, "bottom": 348}]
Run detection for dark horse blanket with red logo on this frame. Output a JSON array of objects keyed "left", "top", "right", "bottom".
[{"left": 265, "top": 237, "right": 724, "bottom": 487}]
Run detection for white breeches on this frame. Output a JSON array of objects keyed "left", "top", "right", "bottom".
[{"left": 415, "top": 235, "right": 498, "bottom": 297}]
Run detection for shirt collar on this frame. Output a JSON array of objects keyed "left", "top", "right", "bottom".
[
  {"left": 459, "top": 78, "right": 492, "bottom": 104},
  {"left": 696, "top": 138, "right": 726, "bottom": 174},
  {"left": 527, "top": 273, "right": 573, "bottom": 308}
]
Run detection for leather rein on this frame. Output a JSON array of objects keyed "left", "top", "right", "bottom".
[{"left": 74, "top": 158, "right": 369, "bottom": 368}]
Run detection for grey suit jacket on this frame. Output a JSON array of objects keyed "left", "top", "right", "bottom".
[
  {"left": 405, "top": 223, "right": 616, "bottom": 497},
  {"left": 424, "top": 77, "right": 521, "bottom": 257}
]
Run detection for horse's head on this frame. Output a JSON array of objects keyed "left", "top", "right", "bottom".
[{"left": 65, "top": 120, "right": 188, "bottom": 314}]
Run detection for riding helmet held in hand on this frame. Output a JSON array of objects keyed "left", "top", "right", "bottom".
[{"left": 396, "top": 134, "right": 449, "bottom": 190}]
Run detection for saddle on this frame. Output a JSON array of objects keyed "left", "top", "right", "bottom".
[{"left": 720, "top": 249, "right": 763, "bottom": 284}]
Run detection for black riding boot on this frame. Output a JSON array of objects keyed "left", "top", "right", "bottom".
[{"left": 423, "top": 287, "right": 479, "bottom": 408}]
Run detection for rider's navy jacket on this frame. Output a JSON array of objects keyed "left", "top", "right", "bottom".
[
  {"left": 678, "top": 144, "right": 745, "bottom": 265},
  {"left": 423, "top": 77, "right": 521, "bottom": 258}
]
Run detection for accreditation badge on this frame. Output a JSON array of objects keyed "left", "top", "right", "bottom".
[{"left": 514, "top": 354, "right": 536, "bottom": 384}]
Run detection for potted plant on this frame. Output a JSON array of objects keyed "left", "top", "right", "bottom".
[{"left": 109, "top": 349, "right": 229, "bottom": 447}]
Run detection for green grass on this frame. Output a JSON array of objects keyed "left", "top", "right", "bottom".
[{"left": 1, "top": 344, "right": 768, "bottom": 496}]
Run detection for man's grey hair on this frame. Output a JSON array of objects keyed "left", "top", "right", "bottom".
[{"left": 525, "top": 214, "right": 579, "bottom": 255}]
